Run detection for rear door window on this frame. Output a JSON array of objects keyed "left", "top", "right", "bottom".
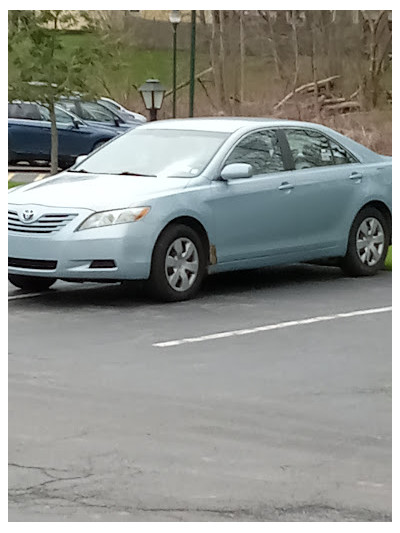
[
  {"left": 285, "top": 128, "right": 358, "bottom": 169},
  {"left": 329, "top": 140, "right": 358, "bottom": 165},
  {"left": 285, "top": 129, "right": 334, "bottom": 169}
]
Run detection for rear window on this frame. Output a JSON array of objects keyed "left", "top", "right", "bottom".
[{"left": 8, "top": 103, "right": 41, "bottom": 120}]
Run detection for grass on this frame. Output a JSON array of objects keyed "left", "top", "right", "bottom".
[
  {"left": 385, "top": 246, "right": 392, "bottom": 271},
  {"left": 57, "top": 32, "right": 210, "bottom": 110},
  {"left": 8, "top": 182, "right": 23, "bottom": 189}
]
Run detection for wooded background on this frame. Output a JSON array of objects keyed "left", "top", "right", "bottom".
[{"left": 9, "top": 10, "right": 392, "bottom": 155}]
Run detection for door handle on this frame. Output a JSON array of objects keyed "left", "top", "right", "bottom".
[
  {"left": 349, "top": 172, "right": 363, "bottom": 180},
  {"left": 279, "top": 182, "right": 295, "bottom": 191}
]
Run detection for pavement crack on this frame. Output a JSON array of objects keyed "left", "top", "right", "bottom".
[
  {"left": 9, "top": 462, "right": 70, "bottom": 476},
  {"left": 9, "top": 473, "right": 93, "bottom": 496}
]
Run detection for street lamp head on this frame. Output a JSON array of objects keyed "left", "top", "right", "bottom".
[
  {"left": 138, "top": 79, "right": 166, "bottom": 120},
  {"left": 169, "top": 10, "right": 182, "bottom": 25},
  {"left": 138, "top": 79, "right": 166, "bottom": 110}
]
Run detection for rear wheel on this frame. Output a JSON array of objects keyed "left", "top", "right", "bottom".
[
  {"left": 341, "top": 207, "right": 390, "bottom": 276},
  {"left": 148, "top": 224, "right": 206, "bottom": 302},
  {"left": 8, "top": 274, "right": 56, "bottom": 292}
]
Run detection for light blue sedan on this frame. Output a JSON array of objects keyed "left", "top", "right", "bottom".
[{"left": 8, "top": 118, "right": 392, "bottom": 301}]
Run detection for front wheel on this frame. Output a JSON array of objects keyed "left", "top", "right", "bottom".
[
  {"left": 8, "top": 274, "right": 56, "bottom": 292},
  {"left": 91, "top": 140, "right": 107, "bottom": 152},
  {"left": 341, "top": 207, "right": 390, "bottom": 277},
  {"left": 148, "top": 224, "right": 207, "bottom": 302}
]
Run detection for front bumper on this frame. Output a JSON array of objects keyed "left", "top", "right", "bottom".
[{"left": 8, "top": 205, "right": 155, "bottom": 281}]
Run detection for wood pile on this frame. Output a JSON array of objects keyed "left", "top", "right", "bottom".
[{"left": 274, "top": 76, "right": 361, "bottom": 114}]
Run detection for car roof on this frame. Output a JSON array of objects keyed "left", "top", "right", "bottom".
[{"left": 141, "top": 117, "right": 325, "bottom": 134}]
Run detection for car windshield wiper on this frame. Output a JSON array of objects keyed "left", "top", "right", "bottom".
[
  {"left": 118, "top": 171, "right": 156, "bottom": 177},
  {"left": 68, "top": 168, "right": 89, "bottom": 173}
]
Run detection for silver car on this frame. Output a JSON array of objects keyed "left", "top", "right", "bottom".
[{"left": 8, "top": 118, "right": 392, "bottom": 301}]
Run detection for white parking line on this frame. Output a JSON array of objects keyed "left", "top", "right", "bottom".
[
  {"left": 33, "top": 173, "right": 47, "bottom": 182},
  {"left": 8, "top": 292, "right": 46, "bottom": 301},
  {"left": 8, "top": 283, "right": 118, "bottom": 301},
  {"left": 153, "top": 306, "right": 392, "bottom": 348}
]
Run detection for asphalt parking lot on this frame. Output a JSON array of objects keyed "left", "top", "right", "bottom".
[{"left": 8, "top": 264, "right": 392, "bottom": 521}]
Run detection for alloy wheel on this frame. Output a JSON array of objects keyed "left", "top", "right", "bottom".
[
  {"left": 356, "top": 217, "right": 385, "bottom": 267},
  {"left": 165, "top": 237, "right": 199, "bottom": 292}
]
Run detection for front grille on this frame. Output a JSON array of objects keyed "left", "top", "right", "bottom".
[
  {"left": 8, "top": 257, "right": 57, "bottom": 270},
  {"left": 8, "top": 210, "right": 77, "bottom": 234}
]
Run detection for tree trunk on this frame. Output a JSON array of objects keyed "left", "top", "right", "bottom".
[
  {"left": 228, "top": 11, "right": 240, "bottom": 115},
  {"left": 218, "top": 10, "right": 227, "bottom": 111},
  {"left": 239, "top": 11, "right": 245, "bottom": 103},
  {"left": 289, "top": 11, "right": 301, "bottom": 119},
  {"left": 49, "top": 101, "right": 59, "bottom": 175},
  {"left": 360, "top": 10, "right": 389, "bottom": 109},
  {"left": 210, "top": 11, "right": 225, "bottom": 110},
  {"left": 310, "top": 12, "right": 321, "bottom": 119},
  {"left": 259, "top": 11, "right": 285, "bottom": 87}
]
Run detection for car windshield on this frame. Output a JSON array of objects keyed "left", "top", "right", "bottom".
[
  {"left": 99, "top": 99, "right": 120, "bottom": 112},
  {"left": 72, "top": 128, "right": 230, "bottom": 178}
]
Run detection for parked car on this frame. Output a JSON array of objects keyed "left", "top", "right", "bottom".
[
  {"left": 99, "top": 97, "right": 147, "bottom": 123},
  {"left": 57, "top": 98, "right": 142, "bottom": 131},
  {"left": 8, "top": 102, "right": 119, "bottom": 168},
  {"left": 8, "top": 118, "right": 392, "bottom": 301}
]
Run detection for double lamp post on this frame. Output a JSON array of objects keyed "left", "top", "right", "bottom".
[{"left": 138, "top": 10, "right": 196, "bottom": 121}]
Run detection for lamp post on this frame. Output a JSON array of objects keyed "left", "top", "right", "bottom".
[
  {"left": 169, "top": 10, "right": 181, "bottom": 118},
  {"left": 138, "top": 79, "right": 166, "bottom": 121}
]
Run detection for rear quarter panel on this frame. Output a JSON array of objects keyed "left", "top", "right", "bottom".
[{"left": 343, "top": 160, "right": 392, "bottom": 246}]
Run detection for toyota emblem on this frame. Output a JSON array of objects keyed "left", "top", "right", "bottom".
[{"left": 22, "top": 209, "right": 34, "bottom": 222}]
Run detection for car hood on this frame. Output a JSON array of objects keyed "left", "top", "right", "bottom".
[{"left": 8, "top": 172, "right": 191, "bottom": 211}]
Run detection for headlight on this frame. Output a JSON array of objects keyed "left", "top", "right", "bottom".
[{"left": 77, "top": 207, "right": 150, "bottom": 231}]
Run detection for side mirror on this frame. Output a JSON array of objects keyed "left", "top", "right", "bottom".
[
  {"left": 114, "top": 117, "right": 121, "bottom": 127},
  {"left": 75, "top": 154, "right": 88, "bottom": 166},
  {"left": 72, "top": 118, "right": 81, "bottom": 129},
  {"left": 220, "top": 163, "right": 253, "bottom": 181}
]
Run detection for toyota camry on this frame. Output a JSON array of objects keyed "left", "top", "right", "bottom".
[{"left": 8, "top": 117, "right": 392, "bottom": 301}]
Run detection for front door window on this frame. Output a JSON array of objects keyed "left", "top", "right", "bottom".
[{"left": 225, "top": 130, "right": 285, "bottom": 175}]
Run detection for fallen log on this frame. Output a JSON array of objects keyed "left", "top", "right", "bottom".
[
  {"left": 321, "top": 97, "right": 346, "bottom": 106},
  {"left": 324, "top": 101, "right": 361, "bottom": 113},
  {"left": 164, "top": 67, "right": 213, "bottom": 98},
  {"left": 349, "top": 87, "right": 361, "bottom": 100},
  {"left": 273, "top": 75, "right": 341, "bottom": 110}
]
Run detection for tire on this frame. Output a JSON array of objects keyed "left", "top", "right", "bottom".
[
  {"left": 148, "top": 224, "right": 207, "bottom": 302},
  {"left": 8, "top": 148, "right": 18, "bottom": 166},
  {"left": 59, "top": 159, "right": 72, "bottom": 170},
  {"left": 341, "top": 207, "right": 390, "bottom": 277},
  {"left": 8, "top": 274, "right": 56, "bottom": 292},
  {"left": 92, "top": 140, "right": 107, "bottom": 152}
]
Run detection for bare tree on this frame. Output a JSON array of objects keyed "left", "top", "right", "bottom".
[
  {"left": 287, "top": 11, "right": 301, "bottom": 118},
  {"left": 360, "top": 10, "right": 392, "bottom": 108},
  {"left": 258, "top": 11, "right": 285, "bottom": 85},
  {"left": 239, "top": 11, "right": 245, "bottom": 103},
  {"left": 218, "top": 10, "right": 228, "bottom": 110},
  {"left": 209, "top": 11, "right": 227, "bottom": 111},
  {"left": 308, "top": 11, "right": 321, "bottom": 119}
]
